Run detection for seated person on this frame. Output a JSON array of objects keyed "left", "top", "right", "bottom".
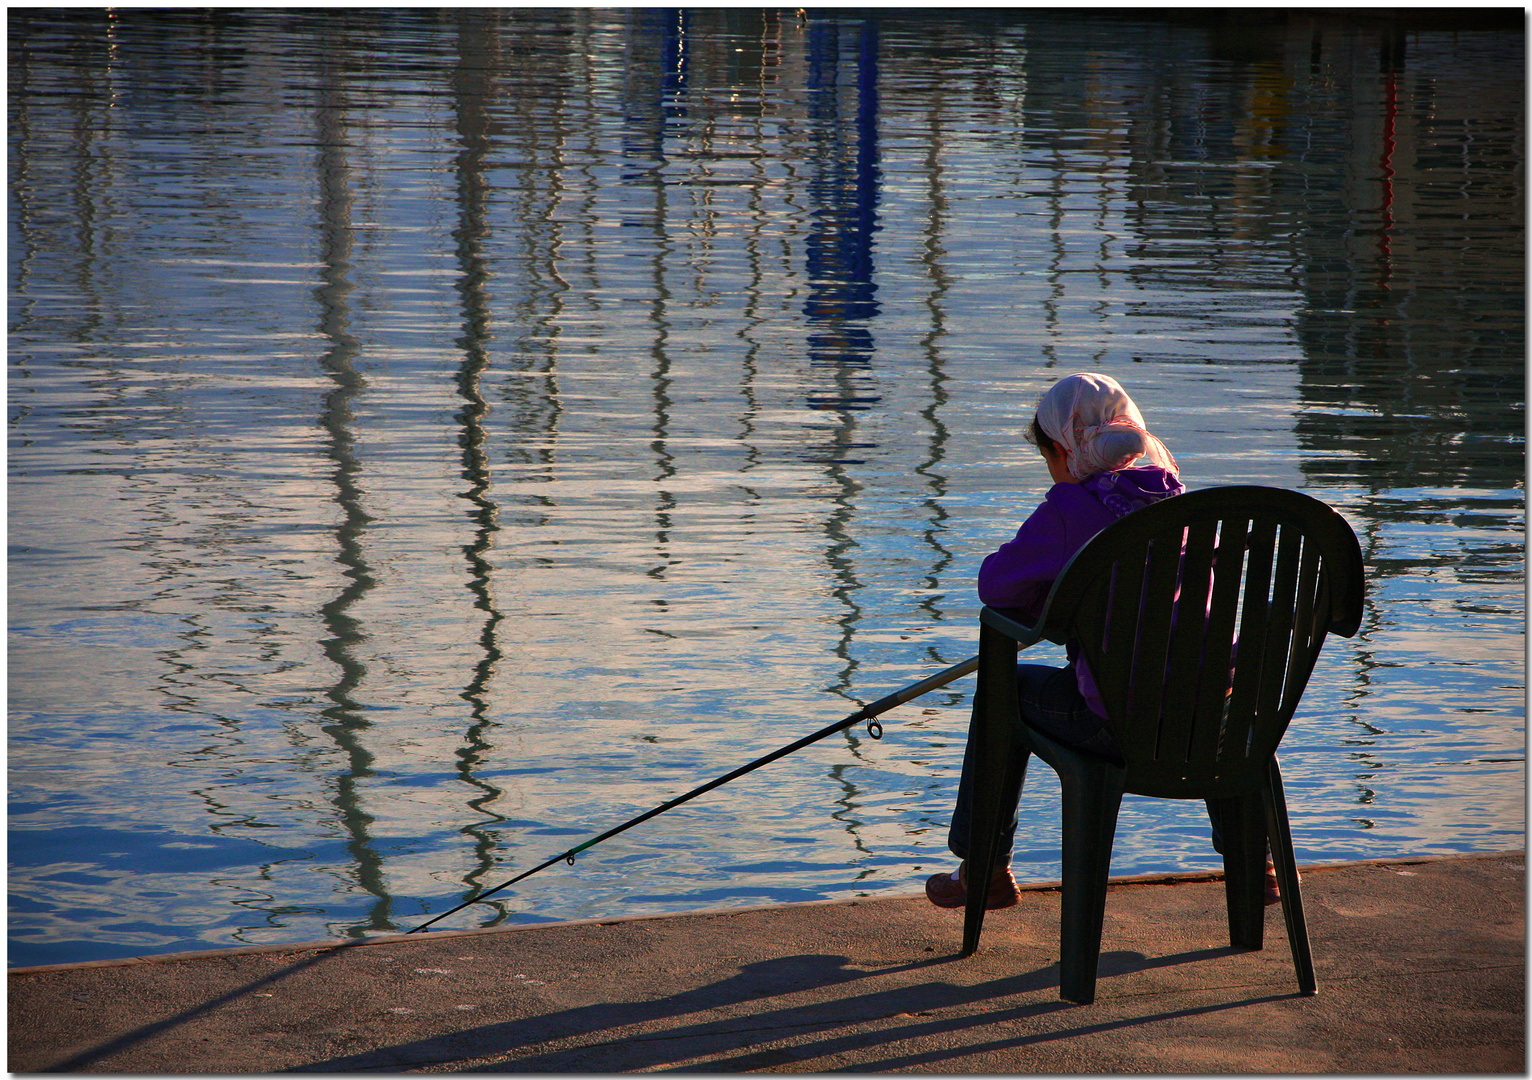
[{"left": 927, "top": 372, "right": 1272, "bottom": 909}]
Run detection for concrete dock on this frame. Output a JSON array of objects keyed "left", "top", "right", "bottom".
[{"left": 8, "top": 851, "right": 1524, "bottom": 1074}]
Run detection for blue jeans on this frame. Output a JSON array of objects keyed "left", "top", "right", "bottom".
[{"left": 946, "top": 663, "right": 1227, "bottom": 861}]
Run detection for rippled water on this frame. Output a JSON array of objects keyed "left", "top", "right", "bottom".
[{"left": 9, "top": 9, "right": 1524, "bottom": 967}]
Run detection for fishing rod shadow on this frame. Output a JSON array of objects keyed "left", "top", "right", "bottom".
[{"left": 33, "top": 941, "right": 371, "bottom": 1074}]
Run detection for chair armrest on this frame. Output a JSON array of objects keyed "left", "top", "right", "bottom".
[{"left": 980, "top": 606, "right": 1047, "bottom": 649}]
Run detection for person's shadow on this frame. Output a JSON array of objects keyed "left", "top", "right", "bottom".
[
  {"left": 292, "top": 951, "right": 1050, "bottom": 1072},
  {"left": 293, "top": 945, "right": 1255, "bottom": 1073}
]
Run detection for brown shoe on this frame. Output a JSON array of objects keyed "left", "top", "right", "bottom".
[
  {"left": 925, "top": 861, "right": 1020, "bottom": 910},
  {"left": 1265, "top": 857, "right": 1302, "bottom": 906}
]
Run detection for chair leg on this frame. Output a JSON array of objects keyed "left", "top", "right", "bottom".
[
  {"left": 1055, "top": 763, "right": 1124, "bottom": 1004},
  {"left": 1262, "top": 756, "right": 1317, "bottom": 996},
  {"left": 1211, "top": 791, "right": 1267, "bottom": 950},
  {"left": 962, "top": 624, "right": 1019, "bottom": 957}
]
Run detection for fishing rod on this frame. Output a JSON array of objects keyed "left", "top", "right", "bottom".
[{"left": 407, "top": 653, "right": 980, "bottom": 933}]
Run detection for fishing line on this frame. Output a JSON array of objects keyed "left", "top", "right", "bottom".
[{"left": 406, "top": 654, "right": 979, "bottom": 933}]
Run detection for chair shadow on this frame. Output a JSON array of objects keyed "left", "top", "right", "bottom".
[
  {"left": 1098, "top": 943, "right": 1253, "bottom": 976},
  {"left": 293, "top": 943, "right": 1270, "bottom": 1073},
  {"left": 669, "top": 945, "right": 1291, "bottom": 1074},
  {"left": 701, "top": 986, "right": 1296, "bottom": 1073}
]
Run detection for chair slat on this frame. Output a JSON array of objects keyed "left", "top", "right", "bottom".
[
  {"left": 1275, "top": 543, "right": 1328, "bottom": 731},
  {"left": 1093, "top": 554, "right": 1145, "bottom": 733},
  {"left": 1195, "top": 516, "right": 1248, "bottom": 770},
  {"left": 1252, "top": 525, "right": 1304, "bottom": 752},
  {"left": 1125, "top": 534, "right": 1185, "bottom": 763},
  {"left": 1162, "top": 521, "right": 1219, "bottom": 765},
  {"left": 1221, "top": 519, "right": 1277, "bottom": 766}
]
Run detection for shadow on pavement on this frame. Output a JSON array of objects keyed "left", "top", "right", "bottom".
[
  {"left": 36, "top": 942, "right": 370, "bottom": 1073},
  {"left": 292, "top": 944, "right": 1262, "bottom": 1072}
]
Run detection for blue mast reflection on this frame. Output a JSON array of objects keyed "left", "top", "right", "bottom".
[
  {"left": 801, "top": 16, "right": 884, "bottom": 856},
  {"left": 803, "top": 17, "right": 881, "bottom": 372}
]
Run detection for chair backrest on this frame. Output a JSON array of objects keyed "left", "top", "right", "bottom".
[{"left": 1037, "top": 486, "right": 1365, "bottom": 798}]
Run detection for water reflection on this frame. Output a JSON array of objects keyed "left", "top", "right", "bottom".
[
  {"left": 800, "top": 16, "right": 882, "bottom": 767},
  {"left": 1288, "top": 20, "right": 1524, "bottom": 492},
  {"left": 804, "top": 17, "right": 881, "bottom": 365},
  {"left": 7, "top": 8, "right": 1522, "bottom": 966},
  {"left": 448, "top": 13, "right": 511, "bottom": 925},
  {"left": 313, "top": 50, "right": 390, "bottom": 935}
]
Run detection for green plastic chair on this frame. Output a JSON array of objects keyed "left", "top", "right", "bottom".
[{"left": 960, "top": 486, "right": 1365, "bottom": 1004}]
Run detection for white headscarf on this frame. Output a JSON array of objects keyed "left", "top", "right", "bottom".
[{"left": 1034, "top": 372, "right": 1179, "bottom": 481}]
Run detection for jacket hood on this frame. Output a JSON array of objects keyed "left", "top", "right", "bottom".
[{"left": 1079, "top": 465, "right": 1184, "bottom": 521}]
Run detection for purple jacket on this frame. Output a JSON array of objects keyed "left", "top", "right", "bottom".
[{"left": 977, "top": 466, "right": 1184, "bottom": 717}]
